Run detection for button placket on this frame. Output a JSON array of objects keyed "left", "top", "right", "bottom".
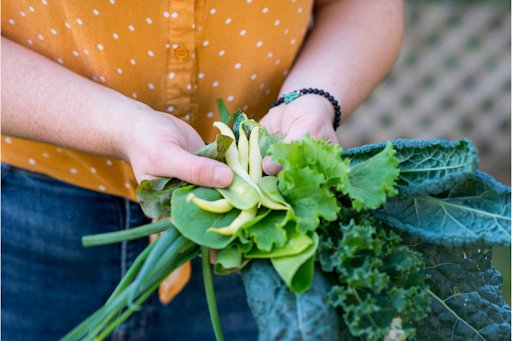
[{"left": 166, "top": 2, "right": 196, "bottom": 120}]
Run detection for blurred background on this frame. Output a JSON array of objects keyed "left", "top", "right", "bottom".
[{"left": 337, "top": 0, "right": 511, "bottom": 303}]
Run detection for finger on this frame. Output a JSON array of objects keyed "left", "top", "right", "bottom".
[
  {"left": 157, "top": 145, "right": 233, "bottom": 188},
  {"left": 262, "top": 155, "right": 282, "bottom": 175}
]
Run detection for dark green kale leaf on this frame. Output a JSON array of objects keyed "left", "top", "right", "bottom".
[
  {"left": 403, "top": 235, "right": 512, "bottom": 340},
  {"left": 242, "top": 260, "right": 340, "bottom": 341},
  {"left": 318, "top": 212, "right": 430, "bottom": 341},
  {"left": 343, "top": 139, "right": 479, "bottom": 198},
  {"left": 375, "top": 171, "right": 511, "bottom": 247}
]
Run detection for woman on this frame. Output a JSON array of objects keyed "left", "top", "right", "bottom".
[{"left": 1, "top": 1, "right": 403, "bottom": 339}]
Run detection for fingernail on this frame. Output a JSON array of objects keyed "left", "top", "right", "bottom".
[{"left": 214, "top": 166, "right": 233, "bottom": 187}]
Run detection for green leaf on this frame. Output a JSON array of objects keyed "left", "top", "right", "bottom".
[
  {"left": 171, "top": 186, "right": 238, "bottom": 248},
  {"left": 245, "top": 232, "right": 312, "bottom": 259},
  {"left": 268, "top": 135, "right": 350, "bottom": 191},
  {"left": 319, "top": 215, "right": 430, "bottom": 341},
  {"left": 376, "top": 171, "right": 512, "bottom": 246},
  {"left": 258, "top": 176, "right": 289, "bottom": 207},
  {"left": 232, "top": 109, "right": 249, "bottom": 140},
  {"left": 346, "top": 142, "right": 400, "bottom": 210},
  {"left": 243, "top": 211, "right": 288, "bottom": 252},
  {"left": 343, "top": 139, "right": 479, "bottom": 197},
  {"left": 404, "top": 235, "right": 511, "bottom": 340},
  {"left": 216, "top": 98, "right": 231, "bottom": 125},
  {"left": 136, "top": 177, "right": 187, "bottom": 219},
  {"left": 271, "top": 232, "right": 319, "bottom": 293},
  {"left": 217, "top": 174, "right": 260, "bottom": 210},
  {"left": 278, "top": 167, "right": 339, "bottom": 233},
  {"left": 196, "top": 134, "right": 234, "bottom": 161},
  {"left": 216, "top": 246, "right": 242, "bottom": 269},
  {"left": 258, "top": 127, "right": 279, "bottom": 157},
  {"left": 242, "top": 260, "right": 340, "bottom": 341}
]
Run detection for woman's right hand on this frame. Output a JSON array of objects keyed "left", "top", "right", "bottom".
[{"left": 120, "top": 107, "right": 233, "bottom": 187}]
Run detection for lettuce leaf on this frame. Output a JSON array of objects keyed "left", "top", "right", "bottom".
[
  {"left": 278, "top": 166, "right": 339, "bottom": 233},
  {"left": 345, "top": 142, "right": 399, "bottom": 210},
  {"left": 268, "top": 135, "right": 350, "bottom": 191}
]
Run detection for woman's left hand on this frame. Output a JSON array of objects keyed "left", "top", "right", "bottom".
[{"left": 260, "top": 94, "right": 339, "bottom": 175}]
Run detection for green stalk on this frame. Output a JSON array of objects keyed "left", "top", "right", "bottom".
[
  {"left": 82, "top": 219, "right": 173, "bottom": 247},
  {"left": 201, "top": 246, "right": 225, "bottom": 341},
  {"left": 62, "top": 235, "right": 199, "bottom": 341},
  {"left": 96, "top": 244, "right": 201, "bottom": 340},
  {"left": 127, "top": 229, "right": 178, "bottom": 304},
  {"left": 107, "top": 241, "right": 157, "bottom": 304}
]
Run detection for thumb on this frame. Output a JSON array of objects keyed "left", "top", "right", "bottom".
[{"left": 158, "top": 145, "right": 233, "bottom": 188}]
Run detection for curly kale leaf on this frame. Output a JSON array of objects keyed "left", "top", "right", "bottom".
[
  {"left": 402, "top": 235, "right": 512, "bottom": 340},
  {"left": 242, "top": 260, "right": 340, "bottom": 341},
  {"left": 376, "top": 171, "right": 511, "bottom": 247},
  {"left": 318, "top": 213, "right": 430, "bottom": 341},
  {"left": 343, "top": 139, "right": 479, "bottom": 198}
]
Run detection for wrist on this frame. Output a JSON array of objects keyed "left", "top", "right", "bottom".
[
  {"left": 271, "top": 88, "right": 341, "bottom": 129},
  {"left": 106, "top": 97, "right": 153, "bottom": 162}
]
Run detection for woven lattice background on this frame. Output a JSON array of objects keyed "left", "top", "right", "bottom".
[{"left": 337, "top": 1, "right": 511, "bottom": 185}]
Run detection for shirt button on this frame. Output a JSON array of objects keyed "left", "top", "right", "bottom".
[{"left": 174, "top": 46, "right": 189, "bottom": 60}]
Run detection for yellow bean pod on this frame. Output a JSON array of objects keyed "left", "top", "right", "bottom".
[
  {"left": 186, "top": 193, "right": 234, "bottom": 213},
  {"left": 208, "top": 206, "right": 258, "bottom": 236}
]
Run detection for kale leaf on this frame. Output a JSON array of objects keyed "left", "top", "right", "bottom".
[
  {"left": 375, "top": 171, "right": 511, "bottom": 247},
  {"left": 343, "top": 139, "right": 479, "bottom": 198},
  {"left": 402, "top": 234, "right": 512, "bottom": 340},
  {"left": 242, "top": 260, "right": 340, "bottom": 341},
  {"left": 318, "top": 211, "right": 430, "bottom": 341}
]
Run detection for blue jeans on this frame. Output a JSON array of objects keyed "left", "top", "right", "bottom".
[{"left": 1, "top": 164, "right": 257, "bottom": 340}]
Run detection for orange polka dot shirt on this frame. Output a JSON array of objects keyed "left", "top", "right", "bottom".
[{"left": 2, "top": 0, "right": 313, "bottom": 200}]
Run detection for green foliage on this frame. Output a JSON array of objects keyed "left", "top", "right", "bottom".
[
  {"left": 318, "top": 212, "right": 430, "bottom": 341},
  {"left": 242, "top": 260, "right": 340, "bottom": 341},
  {"left": 343, "top": 139, "right": 479, "bottom": 198},
  {"left": 136, "top": 177, "right": 186, "bottom": 219},
  {"left": 216, "top": 98, "right": 231, "bottom": 126},
  {"left": 403, "top": 234, "right": 512, "bottom": 340},
  {"left": 345, "top": 142, "right": 399, "bottom": 210},
  {"left": 377, "top": 171, "right": 511, "bottom": 246},
  {"left": 171, "top": 186, "right": 238, "bottom": 249}
]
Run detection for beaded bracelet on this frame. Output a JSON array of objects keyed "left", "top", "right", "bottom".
[{"left": 269, "top": 88, "right": 342, "bottom": 130}]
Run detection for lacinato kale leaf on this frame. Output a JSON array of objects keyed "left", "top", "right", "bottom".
[
  {"left": 376, "top": 171, "right": 511, "bottom": 246},
  {"left": 343, "top": 139, "right": 479, "bottom": 198},
  {"left": 242, "top": 260, "right": 340, "bottom": 341},
  {"left": 403, "top": 235, "right": 512, "bottom": 340}
]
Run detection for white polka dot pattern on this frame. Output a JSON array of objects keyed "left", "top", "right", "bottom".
[{"left": 1, "top": 0, "right": 314, "bottom": 200}]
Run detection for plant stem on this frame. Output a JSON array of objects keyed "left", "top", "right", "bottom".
[
  {"left": 82, "top": 219, "right": 173, "bottom": 247},
  {"left": 96, "top": 244, "right": 201, "bottom": 340},
  {"left": 201, "top": 246, "right": 225, "bottom": 341}
]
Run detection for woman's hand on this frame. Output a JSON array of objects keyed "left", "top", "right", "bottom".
[
  {"left": 260, "top": 94, "right": 339, "bottom": 174},
  {"left": 120, "top": 108, "right": 233, "bottom": 187}
]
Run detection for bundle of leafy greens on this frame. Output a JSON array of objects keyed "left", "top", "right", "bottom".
[{"left": 62, "top": 102, "right": 511, "bottom": 341}]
